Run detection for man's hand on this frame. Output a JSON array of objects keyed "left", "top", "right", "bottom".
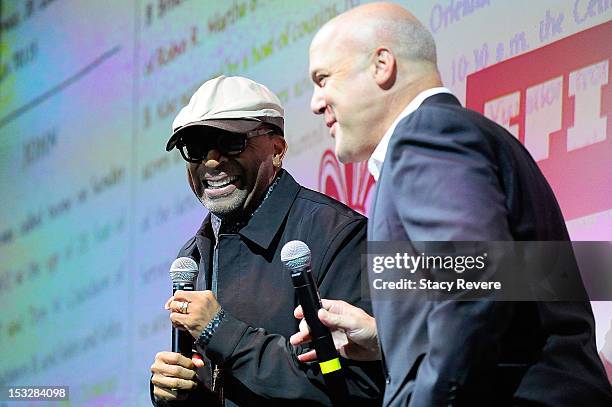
[
  {"left": 290, "top": 299, "right": 381, "bottom": 362},
  {"left": 166, "top": 290, "right": 221, "bottom": 339},
  {"left": 150, "top": 351, "right": 204, "bottom": 402}
]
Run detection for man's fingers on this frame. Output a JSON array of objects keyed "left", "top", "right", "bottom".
[
  {"left": 297, "top": 349, "right": 317, "bottom": 363},
  {"left": 318, "top": 308, "right": 353, "bottom": 330},
  {"left": 320, "top": 299, "right": 351, "bottom": 314},
  {"left": 155, "top": 351, "right": 196, "bottom": 370},
  {"left": 151, "top": 363, "right": 196, "bottom": 381},
  {"left": 172, "top": 290, "right": 191, "bottom": 300},
  {"left": 192, "top": 354, "right": 205, "bottom": 368},
  {"left": 151, "top": 374, "right": 198, "bottom": 391},
  {"left": 169, "top": 312, "right": 188, "bottom": 329},
  {"left": 290, "top": 330, "right": 312, "bottom": 346},
  {"left": 290, "top": 318, "right": 312, "bottom": 345},
  {"left": 164, "top": 296, "right": 174, "bottom": 310},
  {"left": 163, "top": 364, "right": 197, "bottom": 380},
  {"left": 168, "top": 300, "right": 190, "bottom": 314},
  {"left": 298, "top": 318, "right": 310, "bottom": 333},
  {"left": 293, "top": 305, "right": 304, "bottom": 319},
  {"left": 153, "top": 386, "right": 179, "bottom": 402},
  {"left": 320, "top": 299, "right": 335, "bottom": 310},
  {"left": 174, "top": 289, "right": 212, "bottom": 301}
]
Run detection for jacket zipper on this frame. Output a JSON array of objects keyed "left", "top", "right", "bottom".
[{"left": 212, "top": 236, "right": 224, "bottom": 406}]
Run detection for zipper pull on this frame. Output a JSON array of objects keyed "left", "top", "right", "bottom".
[{"left": 212, "top": 364, "right": 220, "bottom": 392}]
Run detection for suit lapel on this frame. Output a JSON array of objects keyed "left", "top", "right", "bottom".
[{"left": 368, "top": 91, "right": 462, "bottom": 241}]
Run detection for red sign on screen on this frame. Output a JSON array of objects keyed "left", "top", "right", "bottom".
[{"left": 466, "top": 21, "right": 611, "bottom": 221}]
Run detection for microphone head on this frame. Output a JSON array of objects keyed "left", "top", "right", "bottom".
[
  {"left": 281, "top": 240, "right": 311, "bottom": 271},
  {"left": 169, "top": 257, "right": 198, "bottom": 284}
]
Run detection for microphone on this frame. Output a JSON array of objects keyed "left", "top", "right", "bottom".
[
  {"left": 169, "top": 257, "right": 199, "bottom": 357},
  {"left": 281, "top": 240, "right": 349, "bottom": 405}
]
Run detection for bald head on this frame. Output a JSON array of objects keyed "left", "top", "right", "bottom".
[
  {"left": 312, "top": 2, "right": 437, "bottom": 69},
  {"left": 308, "top": 2, "right": 442, "bottom": 163}
]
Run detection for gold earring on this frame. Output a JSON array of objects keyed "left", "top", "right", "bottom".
[{"left": 273, "top": 157, "right": 281, "bottom": 167}]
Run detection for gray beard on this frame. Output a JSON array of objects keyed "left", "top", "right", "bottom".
[{"left": 200, "top": 188, "right": 249, "bottom": 218}]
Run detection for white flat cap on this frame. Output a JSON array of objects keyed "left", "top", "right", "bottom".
[{"left": 166, "top": 75, "right": 284, "bottom": 151}]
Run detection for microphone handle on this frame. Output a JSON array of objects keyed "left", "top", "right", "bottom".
[
  {"left": 292, "top": 274, "right": 349, "bottom": 405},
  {"left": 172, "top": 282, "right": 195, "bottom": 357}
]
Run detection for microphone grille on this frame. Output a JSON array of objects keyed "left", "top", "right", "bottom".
[
  {"left": 280, "top": 240, "right": 311, "bottom": 270},
  {"left": 169, "top": 257, "right": 198, "bottom": 284}
]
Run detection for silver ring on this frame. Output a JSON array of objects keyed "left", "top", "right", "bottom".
[{"left": 179, "top": 301, "right": 189, "bottom": 314}]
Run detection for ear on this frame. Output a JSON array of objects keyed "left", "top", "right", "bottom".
[
  {"left": 372, "top": 47, "right": 396, "bottom": 90},
  {"left": 272, "top": 136, "right": 288, "bottom": 168}
]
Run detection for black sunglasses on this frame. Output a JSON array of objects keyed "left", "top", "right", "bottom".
[{"left": 177, "top": 127, "right": 276, "bottom": 163}]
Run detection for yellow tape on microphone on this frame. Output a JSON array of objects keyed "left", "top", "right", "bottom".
[{"left": 319, "top": 358, "right": 341, "bottom": 374}]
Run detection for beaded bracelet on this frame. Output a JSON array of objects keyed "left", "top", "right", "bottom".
[{"left": 196, "top": 308, "right": 226, "bottom": 348}]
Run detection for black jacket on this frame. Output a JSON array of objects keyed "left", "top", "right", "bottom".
[{"left": 154, "top": 170, "right": 384, "bottom": 406}]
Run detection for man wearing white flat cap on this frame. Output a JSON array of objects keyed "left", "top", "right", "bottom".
[{"left": 149, "top": 76, "right": 383, "bottom": 406}]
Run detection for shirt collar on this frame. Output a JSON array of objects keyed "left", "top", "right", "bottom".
[
  {"left": 210, "top": 172, "right": 282, "bottom": 239},
  {"left": 197, "top": 169, "right": 301, "bottom": 250},
  {"left": 367, "top": 87, "right": 453, "bottom": 181}
]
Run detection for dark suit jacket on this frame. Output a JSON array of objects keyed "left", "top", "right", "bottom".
[{"left": 368, "top": 93, "right": 612, "bottom": 406}]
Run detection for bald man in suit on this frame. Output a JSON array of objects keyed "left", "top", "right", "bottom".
[{"left": 292, "top": 2, "right": 612, "bottom": 406}]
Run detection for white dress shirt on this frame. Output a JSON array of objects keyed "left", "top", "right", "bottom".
[{"left": 367, "top": 87, "right": 454, "bottom": 181}]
